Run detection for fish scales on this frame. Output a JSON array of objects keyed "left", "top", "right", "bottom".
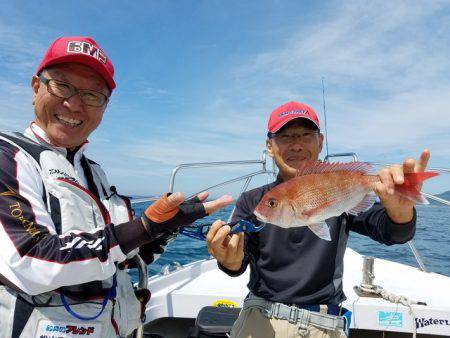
[{"left": 289, "top": 172, "right": 375, "bottom": 219}]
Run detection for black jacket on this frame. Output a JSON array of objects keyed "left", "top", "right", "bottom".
[{"left": 219, "top": 178, "right": 416, "bottom": 305}]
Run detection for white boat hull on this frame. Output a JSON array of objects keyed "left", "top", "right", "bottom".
[{"left": 142, "top": 247, "right": 450, "bottom": 336}]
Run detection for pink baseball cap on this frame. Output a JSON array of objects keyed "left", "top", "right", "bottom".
[
  {"left": 267, "top": 101, "right": 320, "bottom": 133},
  {"left": 36, "top": 36, "right": 116, "bottom": 90}
]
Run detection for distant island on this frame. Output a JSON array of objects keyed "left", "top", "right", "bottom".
[{"left": 437, "top": 190, "right": 450, "bottom": 200}]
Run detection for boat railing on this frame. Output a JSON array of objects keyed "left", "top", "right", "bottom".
[
  {"left": 167, "top": 150, "right": 277, "bottom": 222},
  {"left": 168, "top": 150, "right": 276, "bottom": 192},
  {"left": 324, "top": 152, "right": 358, "bottom": 162},
  {"left": 129, "top": 255, "right": 148, "bottom": 338}
]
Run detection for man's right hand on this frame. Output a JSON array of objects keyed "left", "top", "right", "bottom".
[{"left": 206, "top": 220, "right": 244, "bottom": 271}]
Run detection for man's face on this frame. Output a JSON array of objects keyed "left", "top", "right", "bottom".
[
  {"left": 266, "top": 120, "right": 323, "bottom": 179},
  {"left": 31, "top": 63, "right": 110, "bottom": 149}
]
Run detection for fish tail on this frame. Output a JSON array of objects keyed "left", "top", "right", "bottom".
[
  {"left": 394, "top": 171, "right": 439, "bottom": 204},
  {"left": 403, "top": 172, "right": 439, "bottom": 186}
]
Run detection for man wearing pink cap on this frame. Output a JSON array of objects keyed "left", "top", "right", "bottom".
[
  {"left": 0, "top": 36, "right": 231, "bottom": 337},
  {"left": 207, "top": 101, "right": 430, "bottom": 337}
]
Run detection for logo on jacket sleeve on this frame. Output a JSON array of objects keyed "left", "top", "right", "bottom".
[
  {"left": 0, "top": 184, "right": 17, "bottom": 197},
  {"left": 49, "top": 169, "right": 80, "bottom": 184},
  {"left": 9, "top": 201, "right": 41, "bottom": 241}
]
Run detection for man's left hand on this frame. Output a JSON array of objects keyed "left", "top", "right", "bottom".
[
  {"left": 374, "top": 149, "right": 430, "bottom": 223},
  {"left": 142, "top": 191, "right": 233, "bottom": 236}
]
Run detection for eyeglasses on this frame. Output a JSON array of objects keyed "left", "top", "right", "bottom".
[
  {"left": 270, "top": 130, "right": 319, "bottom": 144},
  {"left": 39, "top": 75, "right": 109, "bottom": 107}
]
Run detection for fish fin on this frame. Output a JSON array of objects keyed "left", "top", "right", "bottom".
[
  {"left": 395, "top": 186, "right": 429, "bottom": 204},
  {"left": 393, "top": 172, "right": 438, "bottom": 205},
  {"left": 308, "top": 223, "right": 331, "bottom": 241},
  {"left": 295, "top": 160, "right": 373, "bottom": 177},
  {"left": 348, "top": 193, "right": 378, "bottom": 215}
]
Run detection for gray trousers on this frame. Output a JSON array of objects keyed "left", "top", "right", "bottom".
[{"left": 230, "top": 307, "right": 347, "bottom": 338}]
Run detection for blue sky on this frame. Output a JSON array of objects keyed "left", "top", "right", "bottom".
[{"left": 1, "top": 1, "right": 449, "bottom": 197}]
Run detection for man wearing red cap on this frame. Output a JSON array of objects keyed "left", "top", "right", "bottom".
[
  {"left": 0, "top": 36, "right": 231, "bottom": 337},
  {"left": 206, "top": 101, "right": 430, "bottom": 337}
]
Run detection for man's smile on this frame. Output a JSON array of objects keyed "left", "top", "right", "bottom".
[{"left": 55, "top": 114, "right": 83, "bottom": 127}]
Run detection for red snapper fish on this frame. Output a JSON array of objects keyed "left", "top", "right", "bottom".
[{"left": 253, "top": 161, "right": 438, "bottom": 241}]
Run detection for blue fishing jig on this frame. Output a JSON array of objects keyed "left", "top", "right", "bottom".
[
  {"left": 180, "top": 220, "right": 265, "bottom": 241},
  {"left": 229, "top": 219, "right": 265, "bottom": 234}
]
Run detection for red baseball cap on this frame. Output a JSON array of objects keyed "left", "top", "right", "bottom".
[
  {"left": 267, "top": 101, "right": 320, "bottom": 133},
  {"left": 36, "top": 36, "right": 116, "bottom": 90}
]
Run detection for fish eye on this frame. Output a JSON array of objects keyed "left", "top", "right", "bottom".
[{"left": 266, "top": 198, "right": 278, "bottom": 208}]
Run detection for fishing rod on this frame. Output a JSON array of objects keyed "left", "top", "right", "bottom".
[{"left": 322, "top": 77, "right": 329, "bottom": 159}]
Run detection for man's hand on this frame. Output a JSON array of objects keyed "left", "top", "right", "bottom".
[
  {"left": 206, "top": 220, "right": 244, "bottom": 271},
  {"left": 142, "top": 191, "right": 233, "bottom": 237},
  {"left": 374, "top": 149, "right": 430, "bottom": 223}
]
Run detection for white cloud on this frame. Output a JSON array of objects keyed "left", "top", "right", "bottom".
[
  {"left": 242, "top": 1, "right": 450, "bottom": 87},
  {"left": 201, "top": 1, "right": 450, "bottom": 165},
  {"left": 138, "top": 86, "right": 169, "bottom": 99},
  {"left": 0, "top": 22, "right": 46, "bottom": 132},
  {"left": 0, "top": 79, "right": 33, "bottom": 131},
  {"left": 110, "top": 0, "right": 450, "bottom": 194},
  {"left": 0, "top": 32, "right": 43, "bottom": 74},
  {"left": 123, "top": 132, "right": 264, "bottom": 166}
]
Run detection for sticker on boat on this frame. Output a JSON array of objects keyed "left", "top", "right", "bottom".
[
  {"left": 212, "top": 299, "right": 238, "bottom": 308},
  {"left": 378, "top": 311, "right": 403, "bottom": 327}
]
